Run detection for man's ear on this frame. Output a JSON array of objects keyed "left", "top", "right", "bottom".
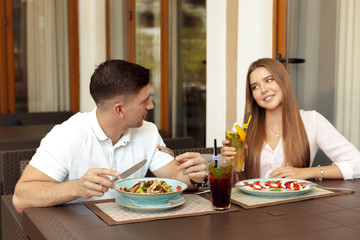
[{"left": 114, "top": 103, "right": 124, "bottom": 117}]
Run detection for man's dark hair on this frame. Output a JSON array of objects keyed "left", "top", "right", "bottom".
[{"left": 90, "top": 59, "right": 150, "bottom": 104}]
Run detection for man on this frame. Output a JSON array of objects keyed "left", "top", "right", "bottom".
[{"left": 13, "top": 60, "right": 207, "bottom": 213}]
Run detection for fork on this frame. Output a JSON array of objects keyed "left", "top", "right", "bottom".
[{"left": 312, "top": 183, "right": 355, "bottom": 193}]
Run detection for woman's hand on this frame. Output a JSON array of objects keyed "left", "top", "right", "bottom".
[
  {"left": 269, "top": 166, "right": 312, "bottom": 180},
  {"left": 221, "top": 139, "right": 236, "bottom": 160},
  {"left": 270, "top": 165, "right": 344, "bottom": 180}
]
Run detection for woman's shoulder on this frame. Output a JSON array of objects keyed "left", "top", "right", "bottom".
[
  {"left": 300, "top": 109, "right": 324, "bottom": 120},
  {"left": 299, "top": 109, "right": 317, "bottom": 116},
  {"left": 299, "top": 110, "right": 331, "bottom": 127}
]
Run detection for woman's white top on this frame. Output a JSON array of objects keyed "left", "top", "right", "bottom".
[{"left": 235, "top": 110, "right": 360, "bottom": 179}]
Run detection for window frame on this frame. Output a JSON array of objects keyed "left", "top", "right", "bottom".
[
  {"left": 273, "top": 0, "right": 287, "bottom": 61},
  {"left": 0, "top": 0, "right": 80, "bottom": 114},
  {"left": 127, "top": 0, "right": 169, "bottom": 137}
]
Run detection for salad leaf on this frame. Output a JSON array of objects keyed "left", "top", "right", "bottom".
[{"left": 124, "top": 180, "right": 176, "bottom": 194}]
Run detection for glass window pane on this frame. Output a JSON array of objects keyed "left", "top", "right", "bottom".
[
  {"left": 135, "top": 0, "right": 161, "bottom": 127},
  {"left": 12, "top": 0, "right": 70, "bottom": 112},
  {"left": 286, "top": 0, "right": 360, "bottom": 150},
  {"left": 174, "top": 0, "right": 206, "bottom": 147},
  {"left": 13, "top": 0, "right": 27, "bottom": 111}
]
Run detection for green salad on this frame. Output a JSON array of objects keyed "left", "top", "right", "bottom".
[{"left": 122, "top": 180, "right": 179, "bottom": 194}]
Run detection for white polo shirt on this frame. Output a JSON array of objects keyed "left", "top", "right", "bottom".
[{"left": 30, "top": 108, "right": 173, "bottom": 201}]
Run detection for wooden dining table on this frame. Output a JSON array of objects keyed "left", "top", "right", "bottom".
[{"left": 22, "top": 179, "right": 360, "bottom": 240}]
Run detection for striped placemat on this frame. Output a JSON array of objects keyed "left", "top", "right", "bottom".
[
  {"left": 85, "top": 194, "right": 239, "bottom": 225},
  {"left": 230, "top": 186, "right": 347, "bottom": 209}
]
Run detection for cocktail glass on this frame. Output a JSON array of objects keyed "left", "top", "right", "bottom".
[
  {"left": 225, "top": 131, "right": 245, "bottom": 184},
  {"left": 208, "top": 158, "right": 233, "bottom": 210}
]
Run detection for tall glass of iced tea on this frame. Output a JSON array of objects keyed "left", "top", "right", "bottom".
[{"left": 208, "top": 157, "right": 233, "bottom": 210}]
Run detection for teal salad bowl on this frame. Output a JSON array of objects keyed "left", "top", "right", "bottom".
[{"left": 114, "top": 177, "right": 187, "bottom": 206}]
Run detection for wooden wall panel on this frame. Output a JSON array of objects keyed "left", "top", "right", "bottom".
[
  {"left": 128, "top": 0, "right": 135, "bottom": 63},
  {"left": 69, "top": 0, "right": 80, "bottom": 113},
  {"left": 0, "top": 0, "right": 7, "bottom": 113},
  {"left": 6, "top": 0, "right": 15, "bottom": 113},
  {"left": 273, "top": 0, "right": 287, "bottom": 62},
  {"left": 160, "top": 0, "right": 169, "bottom": 137}
]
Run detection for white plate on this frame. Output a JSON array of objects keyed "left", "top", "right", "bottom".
[
  {"left": 115, "top": 194, "right": 185, "bottom": 211},
  {"left": 235, "top": 178, "right": 316, "bottom": 197}
]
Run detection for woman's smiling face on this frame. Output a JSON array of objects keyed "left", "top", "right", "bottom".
[{"left": 249, "top": 67, "right": 283, "bottom": 111}]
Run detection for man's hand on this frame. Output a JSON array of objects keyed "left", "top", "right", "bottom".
[
  {"left": 75, "top": 168, "right": 119, "bottom": 199},
  {"left": 13, "top": 166, "right": 120, "bottom": 213},
  {"left": 175, "top": 152, "right": 207, "bottom": 184}
]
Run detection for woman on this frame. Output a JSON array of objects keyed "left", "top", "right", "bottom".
[{"left": 222, "top": 58, "right": 360, "bottom": 180}]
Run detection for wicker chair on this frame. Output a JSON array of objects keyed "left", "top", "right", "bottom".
[
  {"left": 173, "top": 147, "right": 220, "bottom": 156},
  {"left": 0, "top": 148, "right": 36, "bottom": 240},
  {"left": 0, "top": 149, "right": 36, "bottom": 196},
  {"left": 163, "top": 137, "right": 194, "bottom": 150}
]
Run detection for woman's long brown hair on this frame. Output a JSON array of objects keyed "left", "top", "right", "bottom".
[{"left": 244, "top": 58, "right": 310, "bottom": 178}]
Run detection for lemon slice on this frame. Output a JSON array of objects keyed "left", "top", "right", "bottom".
[{"left": 235, "top": 125, "right": 246, "bottom": 142}]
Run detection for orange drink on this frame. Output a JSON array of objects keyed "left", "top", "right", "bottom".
[
  {"left": 225, "top": 130, "right": 245, "bottom": 184},
  {"left": 225, "top": 131, "right": 245, "bottom": 171}
]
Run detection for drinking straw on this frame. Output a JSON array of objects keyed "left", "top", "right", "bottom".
[
  {"left": 242, "top": 112, "right": 252, "bottom": 132},
  {"left": 244, "top": 112, "right": 250, "bottom": 127},
  {"left": 213, "top": 139, "right": 219, "bottom": 168}
]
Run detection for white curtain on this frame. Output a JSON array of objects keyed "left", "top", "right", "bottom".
[
  {"left": 27, "top": 0, "right": 70, "bottom": 112},
  {"left": 335, "top": 0, "right": 360, "bottom": 149}
]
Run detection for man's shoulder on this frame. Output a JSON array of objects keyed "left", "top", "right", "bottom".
[
  {"left": 129, "top": 121, "right": 160, "bottom": 140},
  {"left": 46, "top": 112, "right": 93, "bottom": 140},
  {"left": 136, "top": 121, "right": 158, "bottom": 132},
  {"left": 142, "top": 120, "right": 158, "bottom": 129}
]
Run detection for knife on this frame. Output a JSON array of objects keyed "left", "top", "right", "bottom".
[{"left": 112, "top": 159, "right": 147, "bottom": 183}]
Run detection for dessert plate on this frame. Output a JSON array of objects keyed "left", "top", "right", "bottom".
[{"left": 235, "top": 178, "right": 316, "bottom": 197}]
